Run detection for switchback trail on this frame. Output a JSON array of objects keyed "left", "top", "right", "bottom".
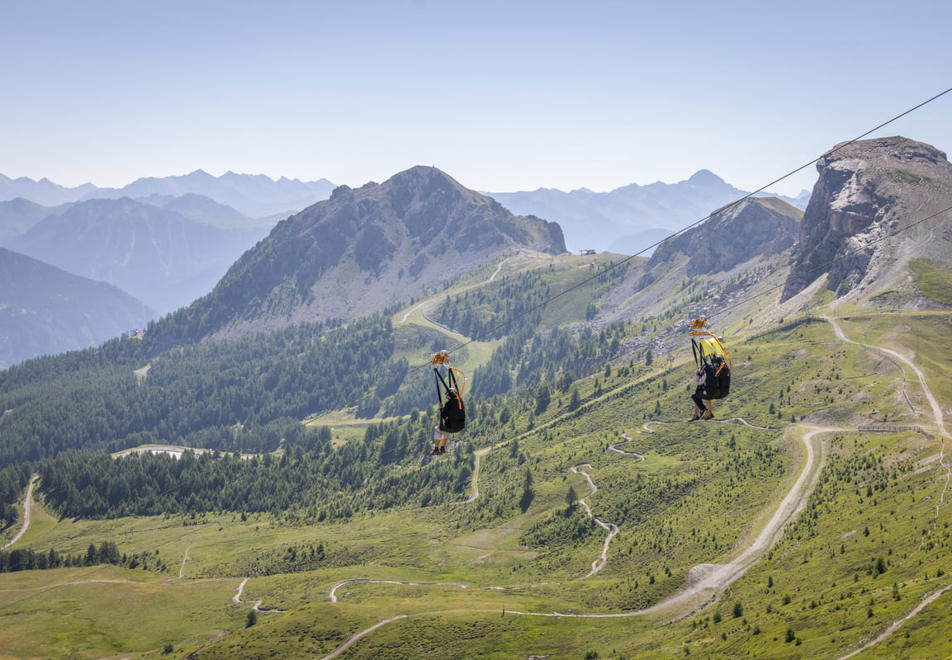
[
  {"left": 570, "top": 464, "right": 619, "bottom": 578},
  {"left": 2, "top": 475, "right": 37, "bottom": 550},
  {"left": 607, "top": 432, "right": 645, "bottom": 460}
]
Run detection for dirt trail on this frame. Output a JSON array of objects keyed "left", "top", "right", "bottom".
[
  {"left": 570, "top": 464, "right": 620, "bottom": 578},
  {"left": 234, "top": 577, "right": 284, "bottom": 613},
  {"left": 319, "top": 615, "right": 408, "bottom": 660},
  {"left": 178, "top": 545, "right": 191, "bottom": 579},
  {"left": 3, "top": 475, "right": 37, "bottom": 550},
  {"left": 607, "top": 432, "right": 645, "bottom": 460},
  {"left": 464, "top": 445, "right": 493, "bottom": 504}
]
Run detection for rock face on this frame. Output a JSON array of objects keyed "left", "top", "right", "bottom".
[
  {"left": 160, "top": 166, "right": 565, "bottom": 341},
  {"left": 781, "top": 137, "right": 952, "bottom": 302},
  {"left": 647, "top": 197, "right": 802, "bottom": 276}
]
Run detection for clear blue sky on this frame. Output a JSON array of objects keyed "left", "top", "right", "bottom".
[{"left": 2, "top": 0, "right": 950, "bottom": 196}]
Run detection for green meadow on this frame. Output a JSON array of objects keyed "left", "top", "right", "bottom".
[{"left": 1, "top": 308, "right": 950, "bottom": 658}]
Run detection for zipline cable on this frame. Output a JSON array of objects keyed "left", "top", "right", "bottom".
[{"left": 445, "top": 86, "right": 952, "bottom": 355}]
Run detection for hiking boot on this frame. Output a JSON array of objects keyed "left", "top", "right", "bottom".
[
  {"left": 438, "top": 446, "right": 446, "bottom": 454},
  {"left": 689, "top": 412, "right": 700, "bottom": 422},
  {"left": 700, "top": 409, "right": 714, "bottom": 420},
  {"left": 430, "top": 447, "right": 440, "bottom": 455}
]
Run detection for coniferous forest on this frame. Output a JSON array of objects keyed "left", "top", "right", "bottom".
[{"left": 0, "top": 257, "right": 637, "bottom": 525}]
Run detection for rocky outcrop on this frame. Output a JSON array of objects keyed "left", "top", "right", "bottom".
[
  {"left": 158, "top": 166, "right": 565, "bottom": 341},
  {"left": 781, "top": 137, "right": 952, "bottom": 302},
  {"left": 647, "top": 196, "right": 802, "bottom": 276}
]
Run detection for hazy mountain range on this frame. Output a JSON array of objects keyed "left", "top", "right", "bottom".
[
  {"left": 488, "top": 169, "right": 811, "bottom": 254},
  {"left": 0, "top": 170, "right": 336, "bottom": 218},
  {"left": 0, "top": 144, "right": 939, "bottom": 369},
  {"left": 3, "top": 168, "right": 809, "bottom": 257}
]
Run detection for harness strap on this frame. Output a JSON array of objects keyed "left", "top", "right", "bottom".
[{"left": 434, "top": 367, "right": 446, "bottom": 407}]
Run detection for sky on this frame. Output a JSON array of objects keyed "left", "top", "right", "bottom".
[{"left": 2, "top": 0, "right": 951, "bottom": 197}]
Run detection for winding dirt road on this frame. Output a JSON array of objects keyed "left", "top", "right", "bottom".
[
  {"left": 607, "top": 432, "right": 645, "bottom": 460},
  {"left": 569, "top": 464, "right": 620, "bottom": 578},
  {"left": 2, "top": 475, "right": 37, "bottom": 550}
]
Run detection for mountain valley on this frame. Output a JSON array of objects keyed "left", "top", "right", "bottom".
[{"left": 0, "top": 137, "right": 950, "bottom": 659}]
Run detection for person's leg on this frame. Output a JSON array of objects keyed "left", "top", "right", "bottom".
[
  {"left": 701, "top": 400, "right": 713, "bottom": 419},
  {"left": 690, "top": 392, "right": 703, "bottom": 420},
  {"left": 433, "top": 427, "right": 446, "bottom": 454}
]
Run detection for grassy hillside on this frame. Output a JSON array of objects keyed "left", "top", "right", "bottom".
[{"left": 2, "top": 303, "right": 948, "bottom": 658}]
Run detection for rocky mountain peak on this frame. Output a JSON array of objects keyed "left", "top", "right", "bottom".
[
  {"left": 781, "top": 136, "right": 952, "bottom": 303},
  {"left": 158, "top": 166, "right": 565, "bottom": 341}
]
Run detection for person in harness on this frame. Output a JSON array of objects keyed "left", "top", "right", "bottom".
[
  {"left": 688, "top": 318, "right": 731, "bottom": 422},
  {"left": 431, "top": 350, "right": 466, "bottom": 455}
]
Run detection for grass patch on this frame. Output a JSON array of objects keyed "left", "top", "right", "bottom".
[{"left": 909, "top": 258, "right": 952, "bottom": 305}]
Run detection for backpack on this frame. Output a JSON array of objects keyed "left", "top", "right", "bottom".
[
  {"left": 439, "top": 390, "right": 466, "bottom": 433},
  {"left": 702, "top": 359, "right": 731, "bottom": 400}
]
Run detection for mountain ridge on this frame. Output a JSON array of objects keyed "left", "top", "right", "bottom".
[
  {"left": 0, "top": 247, "right": 154, "bottom": 368},
  {"left": 155, "top": 165, "right": 565, "bottom": 342},
  {"left": 6, "top": 197, "right": 269, "bottom": 314},
  {"left": 782, "top": 136, "right": 952, "bottom": 304}
]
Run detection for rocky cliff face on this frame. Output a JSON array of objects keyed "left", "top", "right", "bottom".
[
  {"left": 647, "top": 197, "right": 802, "bottom": 276},
  {"left": 162, "top": 166, "right": 565, "bottom": 341},
  {"left": 781, "top": 137, "right": 952, "bottom": 302}
]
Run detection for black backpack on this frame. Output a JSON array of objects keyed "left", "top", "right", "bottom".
[
  {"left": 435, "top": 367, "right": 466, "bottom": 433},
  {"left": 702, "top": 359, "right": 731, "bottom": 400},
  {"left": 440, "top": 390, "right": 466, "bottom": 433}
]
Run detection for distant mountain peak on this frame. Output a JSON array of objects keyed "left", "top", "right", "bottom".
[{"left": 686, "top": 169, "right": 726, "bottom": 185}]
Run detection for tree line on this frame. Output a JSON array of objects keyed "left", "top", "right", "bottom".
[{"left": 0, "top": 540, "right": 165, "bottom": 573}]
